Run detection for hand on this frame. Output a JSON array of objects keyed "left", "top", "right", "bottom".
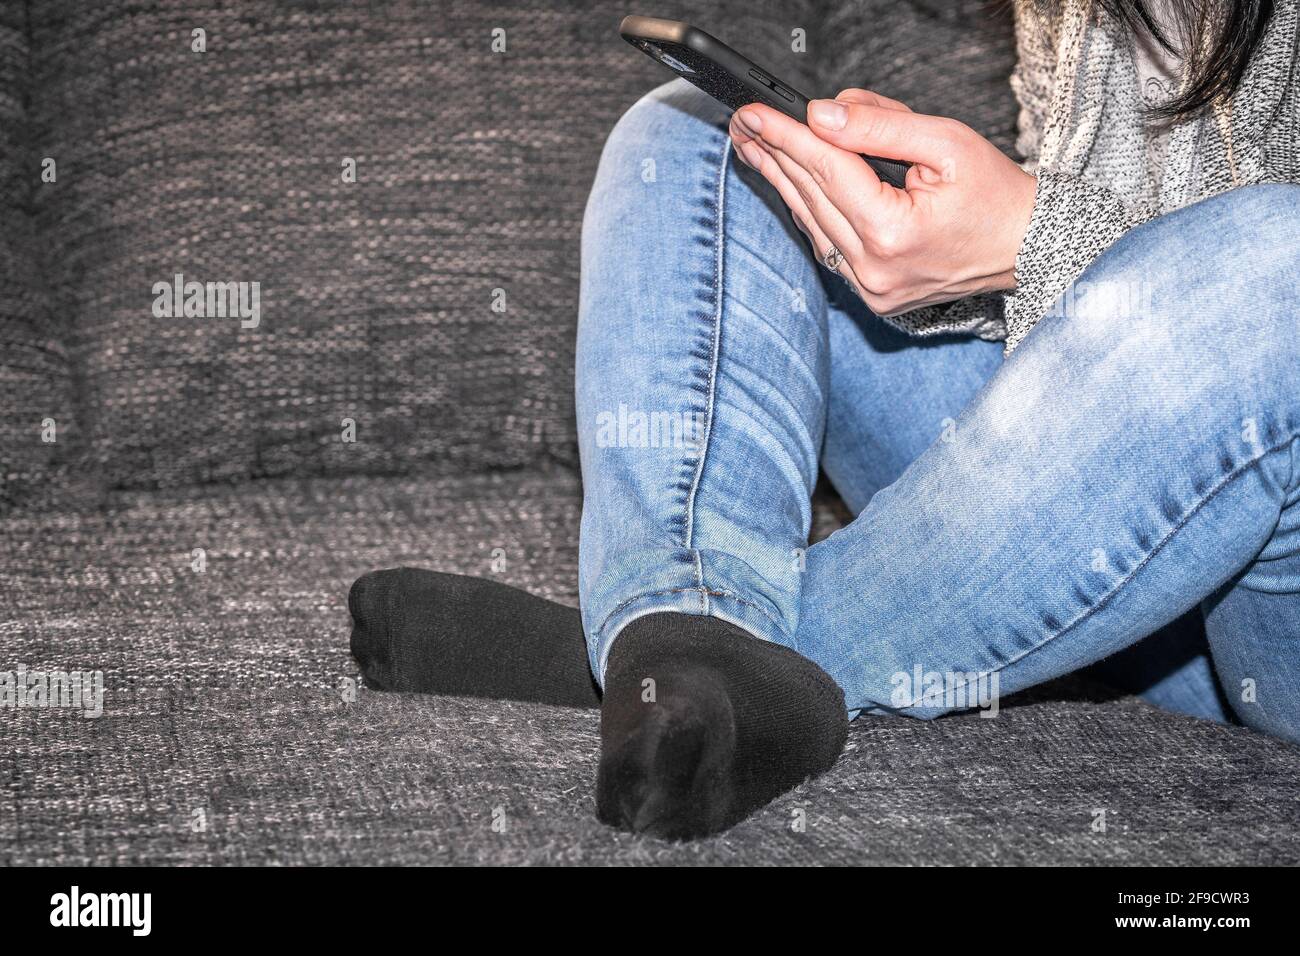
[{"left": 728, "top": 89, "right": 1037, "bottom": 317}]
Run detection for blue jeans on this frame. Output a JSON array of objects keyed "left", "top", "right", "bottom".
[{"left": 576, "top": 79, "right": 1300, "bottom": 742}]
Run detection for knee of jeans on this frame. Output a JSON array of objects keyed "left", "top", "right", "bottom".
[
  {"left": 1059, "top": 184, "right": 1300, "bottom": 385},
  {"left": 1143, "top": 182, "right": 1300, "bottom": 246},
  {"left": 1204, "top": 182, "right": 1300, "bottom": 244},
  {"left": 1096, "top": 182, "right": 1299, "bottom": 288},
  {"left": 600, "top": 78, "right": 728, "bottom": 166},
  {"left": 1154, "top": 184, "right": 1299, "bottom": 294}
]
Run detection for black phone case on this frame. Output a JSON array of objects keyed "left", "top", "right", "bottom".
[{"left": 619, "top": 16, "right": 911, "bottom": 189}]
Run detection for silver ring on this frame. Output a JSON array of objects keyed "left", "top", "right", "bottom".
[{"left": 822, "top": 245, "right": 844, "bottom": 273}]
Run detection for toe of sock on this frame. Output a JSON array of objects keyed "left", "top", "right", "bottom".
[
  {"left": 596, "top": 613, "right": 850, "bottom": 839},
  {"left": 347, "top": 569, "right": 385, "bottom": 630},
  {"left": 348, "top": 568, "right": 407, "bottom": 688},
  {"left": 596, "top": 668, "right": 738, "bottom": 839}
]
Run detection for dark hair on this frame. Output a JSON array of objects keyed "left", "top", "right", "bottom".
[
  {"left": 1037, "top": 0, "right": 1277, "bottom": 120},
  {"left": 1105, "top": 0, "right": 1274, "bottom": 119}
]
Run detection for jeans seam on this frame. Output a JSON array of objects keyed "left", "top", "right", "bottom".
[
  {"left": 681, "top": 131, "right": 731, "bottom": 580},
  {"left": 892, "top": 429, "right": 1300, "bottom": 711}
]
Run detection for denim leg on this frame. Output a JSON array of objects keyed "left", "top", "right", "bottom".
[
  {"left": 1201, "top": 438, "right": 1300, "bottom": 739},
  {"left": 793, "top": 184, "right": 1300, "bottom": 741},
  {"left": 820, "top": 290, "right": 1005, "bottom": 514},
  {"left": 576, "top": 80, "right": 832, "bottom": 682},
  {"left": 824, "top": 291, "right": 1231, "bottom": 724}
]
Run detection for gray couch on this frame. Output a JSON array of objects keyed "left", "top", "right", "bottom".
[{"left": 3, "top": 0, "right": 1297, "bottom": 865}]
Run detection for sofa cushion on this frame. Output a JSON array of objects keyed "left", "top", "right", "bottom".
[
  {"left": 16, "top": 0, "right": 1017, "bottom": 497},
  {"left": 0, "top": 3, "right": 83, "bottom": 513},
  {"left": 19, "top": 0, "right": 821, "bottom": 494},
  {"left": 3, "top": 473, "right": 1298, "bottom": 865},
  {"left": 817, "top": 0, "right": 1021, "bottom": 155}
]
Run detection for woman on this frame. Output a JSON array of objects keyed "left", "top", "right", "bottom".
[{"left": 350, "top": 0, "right": 1300, "bottom": 839}]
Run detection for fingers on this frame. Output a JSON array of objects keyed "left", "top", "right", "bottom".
[
  {"left": 730, "top": 105, "right": 918, "bottom": 310},
  {"left": 806, "top": 98, "right": 963, "bottom": 169},
  {"left": 736, "top": 103, "right": 894, "bottom": 214},
  {"left": 739, "top": 111, "right": 866, "bottom": 240},
  {"left": 762, "top": 143, "right": 864, "bottom": 259},
  {"left": 735, "top": 103, "right": 906, "bottom": 245},
  {"left": 733, "top": 133, "right": 831, "bottom": 251},
  {"left": 730, "top": 121, "right": 822, "bottom": 239},
  {"left": 764, "top": 147, "right": 880, "bottom": 302},
  {"left": 729, "top": 119, "right": 867, "bottom": 294}
]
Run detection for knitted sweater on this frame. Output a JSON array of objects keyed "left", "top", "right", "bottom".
[{"left": 889, "top": 0, "right": 1300, "bottom": 353}]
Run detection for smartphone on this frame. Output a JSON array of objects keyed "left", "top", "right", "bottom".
[{"left": 619, "top": 15, "right": 911, "bottom": 189}]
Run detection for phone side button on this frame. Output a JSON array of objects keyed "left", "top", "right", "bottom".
[
  {"left": 747, "top": 68, "right": 776, "bottom": 89},
  {"left": 770, "top": 82, "right": 795, "bottom": 102}
]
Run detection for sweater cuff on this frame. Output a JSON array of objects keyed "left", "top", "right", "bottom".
[
  {"left": 878, "top": 293, "right": 1006, "bottom": 342},
  {"left": 1000, "top": 171, "right": 1156, "bottom": 352}
]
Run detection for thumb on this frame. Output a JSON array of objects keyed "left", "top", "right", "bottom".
[{"left": 808, "top": 98, "right": 959, "bottom": 170}]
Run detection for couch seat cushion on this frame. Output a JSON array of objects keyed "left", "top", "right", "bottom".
[{"left": 2, "top": 471, "right": 1297, "bottom": 864}]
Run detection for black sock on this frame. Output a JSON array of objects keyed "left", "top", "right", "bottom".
[
  {"left": 597, "top": 612, "right": 848, "bottom": 840},
  {"left": 348, "top": 567, "right": 601, "bottom": 708}
]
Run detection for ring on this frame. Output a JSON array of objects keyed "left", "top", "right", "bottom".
[{"left": 822, "top": 245, "right": 844, "bottom": 273}]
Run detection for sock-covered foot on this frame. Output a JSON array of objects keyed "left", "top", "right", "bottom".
[
  {"left": 596, "top": 612, "right": 848, "bottom": 840},
  {"left": 348, "top": 567, "right": 600, "bottom": 708}
]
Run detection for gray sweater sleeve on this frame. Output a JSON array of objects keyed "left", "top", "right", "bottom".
[
  {"left": 999, "top": 170, "right": 1157, "bottom": 351},
  {"left": 882, "top": 152, "right": 1157, "bottom": 351},
  {"left": 874, "top": 1, "right": 1157, "bottom": 351}
]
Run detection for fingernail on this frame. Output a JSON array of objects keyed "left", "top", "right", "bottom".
[
  {"left": 809, "top": 99, "right": 847, "bottom": 130},
  {"left": 739, "top": 141, "right": 763, "bottom": 169},
  {"left": 736, "top": 108, "right": 762, "bottom": 136}
]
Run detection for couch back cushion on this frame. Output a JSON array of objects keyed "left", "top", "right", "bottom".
[
  {"left": 19, "top": 0, "right": 819, "bottom": 492},
  {"left": 0, "top": 3, "right": 83, "bottom": 511},
  {"left": 819, "top": 1, "right": 1019, "bottom": 156},
  {"left": 18, "top": 0, "right": 1014, "bottom": 495}
]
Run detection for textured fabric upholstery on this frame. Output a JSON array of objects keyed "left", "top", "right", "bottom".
[
  {"left": 4, "top": 0, "right": 1016, "bottom": 504},
  {"left": 820, "top": 0, "right": 1019, "bottom": 155},
  {"left": 8, "top": 1, "right": 1295, "bottom": 866},
  {"left": 0, "top": 2, "right": 80, "bottom": 513},
  {"left": 9, "top": 0, "right": 822, "bottom": 501},
  {"left": 5, "top": 472, "right": 1298, "bottom": 865}
]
